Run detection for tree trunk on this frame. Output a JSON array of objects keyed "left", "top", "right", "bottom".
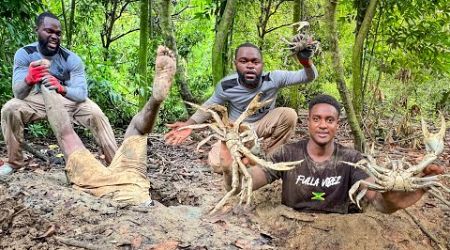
[
  {"left": 212, "top": 0, "right": 237, "bottom": 85},
  {"left": 67, "top": 0, "right": 76, "bottom": 48},
  {"left": 327, "top": 0, "right": 366, "bottom": 152},
  {"left": 156, "top": 0, "right": 196, "bottom": 107},
  {"left": 351, "top": 0, "right": 378, "bottom": 117},
  {"left": 137, "top": 0, "right": 149, "bottom": 108},
  {"left": 286, "top": 0, "right": 303, "bottom": 110}
]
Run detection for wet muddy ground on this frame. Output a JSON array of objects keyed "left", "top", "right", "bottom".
[{"left": 0, "top": 119, "right": 449, "bottom": 249}]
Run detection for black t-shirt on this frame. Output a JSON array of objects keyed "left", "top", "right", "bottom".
[{"left": 264, "top": 140, "right": 369, "bottom": 214}]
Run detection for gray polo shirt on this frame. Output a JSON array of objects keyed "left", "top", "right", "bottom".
[
  {"left": 190, "top": 66, "right": 318, "bottom": 123},
  {"left": 13, "top": 42, "right": 87, "bottom": 102}
]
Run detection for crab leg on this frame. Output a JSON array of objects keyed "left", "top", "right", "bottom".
[
  {"left": 210, "top": 155, "right": 240, "bottom": 215},
  {"left": 234, "top": 93, "right": 273, "bottom": 131},
  {"left": 209, "top": 104, "right": 230, "bottom": 125},
  {"left": 179, "top": 123, "right": 226, "bottom": 139},
  {"left": 185, "top": 101, "right": 226, "bottom": 130},
  {"left": 349, "top": 180, "right": 385, "bottom": 208},
  {"left": 196, "top": 134, "right": 225, "bottom": 152},
  {"left": 429, "top": 188, "right": 450, "bottom": 207},
  {"left": 240, "top": 146, "right": 300, "bottom": 171},
  {"left": 236, "top": 156, "right": 253, "bottom": 206}
]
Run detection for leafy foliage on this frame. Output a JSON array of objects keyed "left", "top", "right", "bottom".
[
  {"left": 0, "top": 0, "right": 42, "bottom": 105},
  {"left": 0, "top": 0, "right": 448, "bottom": 141}
]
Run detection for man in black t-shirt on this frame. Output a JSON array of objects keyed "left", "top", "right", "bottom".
[{"left": 220, "top": 94, "right": 444, "bottom": 214}]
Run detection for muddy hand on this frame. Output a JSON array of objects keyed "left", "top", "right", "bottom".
[
  {"left": 152, "top": 46, "right": 177, "bottom": 102},
  {"left": 164, "top": 122, "right": 192, "bottom": 145}
]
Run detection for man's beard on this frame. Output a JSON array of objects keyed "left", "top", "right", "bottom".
[
  {"left": 38, "top": 37, "right": 59, "bottom": 56},
  {"left": 237, "top": 71, "right": 262, "bottom": 88}
]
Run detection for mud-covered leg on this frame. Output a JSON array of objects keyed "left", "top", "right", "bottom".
[
  {"left": 41, "top": 85, "right": 85, "bottom": 158},
  {"left": 125, "top": 46, "right": 176, "bottom": 138}
]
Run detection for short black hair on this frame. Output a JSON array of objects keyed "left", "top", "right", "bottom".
[
  {"left": 308, "top": 94, "right": 341, "bottom": 117},
  {"left": 36, "top": 12, "right": 59, "bottom": 27},
  {"left": 234, "top": 42, "right": 262, "bottom": 60}
]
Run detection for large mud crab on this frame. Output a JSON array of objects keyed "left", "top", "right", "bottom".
[
  {"left": 343, "top": 115, "right": 449, "bottom": 208},
  {"left": 179, "top": 93, "right": 303, "bottom": 214},
  {"left": 282, "top": 21, "right": 320, "bottom": 59}
]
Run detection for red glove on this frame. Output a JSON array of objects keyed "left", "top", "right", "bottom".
[
  {"left": 25, "top": 64, "right": 48, "bottom": 85},
  {"left": 42, "top": 75, "right": 66, "bottom": 95}
]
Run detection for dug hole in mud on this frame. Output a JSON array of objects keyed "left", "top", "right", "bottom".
[{"left": 0, "top": 122, "right": 449, "bottom": 249}]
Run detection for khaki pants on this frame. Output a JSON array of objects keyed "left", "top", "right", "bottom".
[
  {"left": 66, "top": 135, "right": 150, "bottom": 205},
  {"left": 208, "top": 107, "right": 297, "bottom": 173},
  {"left": 1, "top": 91, "right": 118, "bottom": 168}
]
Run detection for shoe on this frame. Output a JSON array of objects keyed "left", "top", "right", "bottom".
[{"left": 0, "top": 163, "right": 14, "bottom": 176}]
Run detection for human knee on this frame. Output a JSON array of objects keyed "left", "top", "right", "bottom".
[
  {"left": 1, "top": 99, "right": 25, "bottom": 122},
  {"left": 279, "top": 107, "right": 298, "bottom": 128},
  {"left": 85, "top": 104, "right": 110, "bottom": 128}
]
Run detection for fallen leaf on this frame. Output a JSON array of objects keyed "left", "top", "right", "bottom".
[
  {"left": 32, "top": 224, "right": 57, "bottom": 239},
  {"left": 234, "top": 239, "right": 252, "bottom": 249},
  {"left": 29, "top": 163, "right": 39, "bottom": 168},
  {"left": 55, "top": 153, "right": 64, "bottom": 158},
  {"left": 48, "top": 144, "right": 59, "bottom": 150},
  {"left": 148, "top": 240, "right": 179, "bottom": 250},
  {"left": 132, "top": 235, "right": 143, "bottom": 249}
]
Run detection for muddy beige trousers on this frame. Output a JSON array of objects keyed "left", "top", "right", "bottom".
[
  {"left": 208, "top": 107, "right": 297, "bottom": 173},
  {"left": 1, "top": 91, "right": 118, "bottom": 168},
  {"left": 66, "top": 135, "right": 150, "bottom": 204}
]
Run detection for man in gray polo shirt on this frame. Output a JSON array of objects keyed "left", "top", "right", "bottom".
[
  {"left": 165, "top": 42, "right": 318, "bottom": 173},
  {"left": 0, "top": 12, "right": 117, "bottom": 175}
]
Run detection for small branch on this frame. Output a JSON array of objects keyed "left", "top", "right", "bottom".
[
  {"left": 110, "top": 28, "right": 140, "bottom": 42},
  {"left": 171, "top": 5, "right": 191, "bottom": 17},
  {"left": 305, "top": 14, "right": 325, "bottom": 21},
  {"left": 55, "top": 236, "right": 107, "bottom": 250},
  {"left": 21, "top": 142, "right": 49, "bottom": 163},
  {"left": 117, "top": 0, "right": 136, "bottom": 20},
  {"left": 404, "top": 209, "right": 446, "bottom": 250},
  {"left": 266, "top": 22, "right": 297, "bottom": 34},
  {"left": 268, "top": 0, "right": 287, "bottom": 19}
]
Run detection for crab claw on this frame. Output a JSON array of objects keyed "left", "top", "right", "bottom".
[
  {"left": 266, "top": 160, "right": 303, "bottom": 171},
  {"left": 421, "top": 114, "right": 446, "bottom": 155},
  {"left": 291, "top": 21, "right": 310, "bottom": 32}
]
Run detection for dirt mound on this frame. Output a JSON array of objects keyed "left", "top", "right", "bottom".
[{"left": 0, "top": 132, "right": 449, "bottom": 249}]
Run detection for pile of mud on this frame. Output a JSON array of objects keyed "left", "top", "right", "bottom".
[{"left": 0, "top": 133, "right": 449, "bottom": 249}]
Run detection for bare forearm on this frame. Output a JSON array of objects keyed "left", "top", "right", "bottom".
[
  {"left": 13, "top": 81, "right": 33, "bottom": 99},
  {"left": 303, "top": 63, "right": 317, "bottom": 81},
  {"left": 370, "top": 190, "right": 425, "bottom": 214}
]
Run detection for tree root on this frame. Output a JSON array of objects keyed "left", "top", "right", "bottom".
[
  {"left": 21, "top": 142, "right": 49, "bottom": 163},
  {"left": 404, "top": 209, "right": 446, "bottom": 250}
]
